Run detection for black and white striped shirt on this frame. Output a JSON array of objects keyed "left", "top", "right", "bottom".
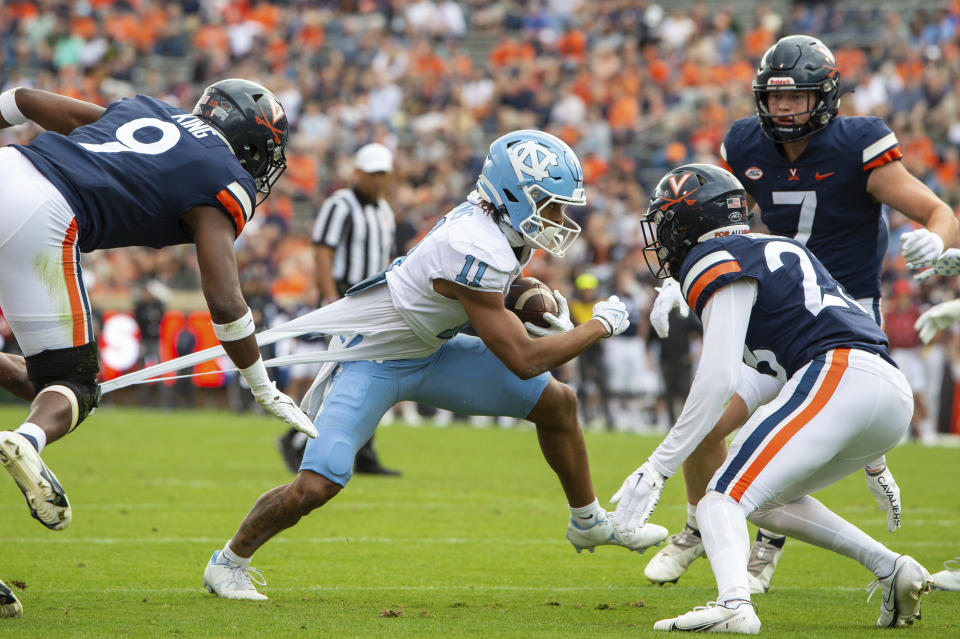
[{"left": 311, "top": 187, "right": 396, "bottom": 293}]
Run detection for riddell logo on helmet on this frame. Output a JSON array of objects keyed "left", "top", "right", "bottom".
[
  {"left": 767, "top": 77, "right": 795, "bottom": 86},
  {"left": 744, "top": 167, "right": 763, "bottom": 180}
]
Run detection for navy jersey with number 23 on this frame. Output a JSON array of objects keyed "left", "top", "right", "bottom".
[{"left": 679, "top": 233, "right": 892, "bottom": 382}]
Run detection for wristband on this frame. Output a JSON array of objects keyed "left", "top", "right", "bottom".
[
  {"left": 239, "top": 356, "right": 270, "bottom": 391},
  {"left": 0, "top": 88, "right": 27, "bottom": 126},
  {"left": 212, "top": 307, "right": 255, "bottom": 342}
]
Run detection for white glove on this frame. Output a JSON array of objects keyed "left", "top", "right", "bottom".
[
  {"left": 914, "top": 299, "right": 960, "bottom": 344},
  {"left": 865, "top": 462, "right": 901, "bottom": 533},
  {"left": 912, "top": 247, "right": 960, "bottom": 281},
  {"left": 609, "top": 461, "right": 666, "bottom": 531},
  {"left": 240, "top": 358, "right": 318, "bottom": 438},
  {"left": 592, "top": 295, "right": 630, "bottom": 337},
  {"left": 251, "top": 382, "right": 319, "bottom": 438},
  {"left": 900, "top": 228, "right": 944, "bottom": 269},
  {"left": 525, "top": 289, "right": 574, "bottom": 337},
  {"left": 650, "top": 278, "right": 689, "bottom": 339}
]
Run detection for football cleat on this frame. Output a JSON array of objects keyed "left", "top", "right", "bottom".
[
  {"left": 866, "top": 555, "right": 933, "bottom": 627},
  {"left": 931, "top": 557, "right": 960, "bottom": 591},
  {"left": 653, "top": 600, "right": 760, "bottom": 634},
  {"left": 0, "top": 578, "right": 22, "bottom": 618},
  {"left": 202, "top": 550, "right": 268, "bottom": 601},
  {"left": 0, "top": 431, "right": 71, "bottom": 531},
  {"left": 644, "top": 524, "right": 706, "bottom": 584},
  {"left": 746, "top": 531, "right": 784, "bottom": 594},
  {"left": 566, "top": 510, "right": 668, "bottom": 554}
]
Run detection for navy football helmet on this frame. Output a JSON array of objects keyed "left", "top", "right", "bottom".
[
  {"left": 476, "top": 130, "right": 586, "bottom": 257},
  {"left": 641, "top": 164, "right": 751, "bottom": 278},
  {"left": 193, "top": 79, "right": 288, "bottom": 203},
  {"left": 753, "top": 35, "right": 840, "bottom": 143}
]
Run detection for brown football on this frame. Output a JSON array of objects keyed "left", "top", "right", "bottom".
[{"left": 505, "top": 277, "right": 558, "bottom": 328}]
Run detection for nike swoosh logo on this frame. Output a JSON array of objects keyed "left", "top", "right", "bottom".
[{"left": 815, "top": 171, "right": 835, "bottom": 181}]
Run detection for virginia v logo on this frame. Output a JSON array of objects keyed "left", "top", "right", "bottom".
[{"left": 509, "top": 141, "right": 558, "bottom": 181}]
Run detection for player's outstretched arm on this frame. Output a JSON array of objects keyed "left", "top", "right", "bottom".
[
  {"left": 433, "top": 278, "right": 622, "bottom": 380},
  {"left": 867, "top": 160, "right": 959, "bottom": 266},
  {"left": 185, "top": 205, "right": 317, "bottom": 437},
  {"left": 0, "top": 88, "right": 105, "bottom": 134}
]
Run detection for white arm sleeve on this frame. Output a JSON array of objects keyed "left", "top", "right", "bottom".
[{"left": 648, "top": 278, "right": 757, "bottom": 477}]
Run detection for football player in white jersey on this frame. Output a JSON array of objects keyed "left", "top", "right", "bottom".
[{"left": 201, "top": 130, "right": 669, "bottom": 600}]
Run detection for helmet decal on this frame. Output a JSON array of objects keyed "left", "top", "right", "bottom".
[{"left": 508, "top": 140, "right": 559, "bottom": 182}]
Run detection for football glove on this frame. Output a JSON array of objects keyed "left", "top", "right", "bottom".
[
  {"left": 914, "top": 299, "right": 960, "bottom": 344},
  {"left": 610, "top": 461, "right": 666, "bottom": 531},
  {"left": 251, "top": 381, "right": 318, "bottom": 438},
  {"left": 650, "top": 278, "right": 689, "bottom": 339},
  {"left": 865, "top": 462, "right": 901, "bottom": 533},
  {"left": 900, "top": 228, "right": 944, "bottom": 269},
  {"left": 592, "top": 295, "right": 630, "bottom": 337},
  {"left": 525, "top": 289, "right": 574, "bottom": 337},
  {"left": 912, "top": 247, "right": 960, "bottom": 281}
]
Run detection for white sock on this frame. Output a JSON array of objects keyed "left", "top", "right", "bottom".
[
  {"left": 569, "top": 498, "right": 602, "bottom": 527},
  {"left": 16, "top": 423, "right": 46, "bottom": 453},
  {"left": 686, "top": 503, "right": 699, "bottom": 531},
  {"left": 222, "top": 542, "right": 250, "bottom": 566},
  {"left": 748, "top": 495, "right": 897, "bottom": 577},
  {"left": 697, "top": 491, "right": 752, "bottom": 605}
]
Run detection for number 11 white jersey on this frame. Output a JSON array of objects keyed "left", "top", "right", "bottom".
[{"left": 385, "top": 200, "right": 522, "bottom": 350}]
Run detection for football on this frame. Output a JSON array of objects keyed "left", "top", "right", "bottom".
[{"left": 505, "top": 277, "right": 558, "bottom": 328}]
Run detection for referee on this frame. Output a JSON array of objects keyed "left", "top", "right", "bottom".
[{"left": 277, "top": 143, "right": 401, "bottom": 476}]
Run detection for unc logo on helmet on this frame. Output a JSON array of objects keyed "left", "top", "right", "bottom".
[
  {"left": 476, "top": 130, "right": 586, "bottom": 258},
  {"left": 508, "top": 140, "right": 559, "bottom": 182},
  {"left": 193, "top": 78, "right": 288, "bottom": 205},
  {"left": 753, "top": 35, "right": 841, "bottom": 143},
  {"left": 641, "top": 164, "right": 751, "bottom": 278}
]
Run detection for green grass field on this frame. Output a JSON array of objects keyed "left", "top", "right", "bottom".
[{"left": 0, "top": 405, "right": 958, "bottom": 638}]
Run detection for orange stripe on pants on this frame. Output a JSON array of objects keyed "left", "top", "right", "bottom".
[
  {"left": 61, "top": 218, "right": 87, "bottom": 346},
  {"left": 730, "top": 349, "right": 850, "bottom": 502}
]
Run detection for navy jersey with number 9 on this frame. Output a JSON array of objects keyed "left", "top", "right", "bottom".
[
  {"left": 679, "top": 233, "right": 892, "bottom": 381},
  {"left": 13, "top": 95, "right": 257, "bottom": 253}
]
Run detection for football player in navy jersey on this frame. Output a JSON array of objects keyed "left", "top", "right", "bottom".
[
  {"left": 615, "top": 164, "right": 933, "bottom": 632},
  {"left": 0, "top": 80, "right": 317, "bottom": 549},
  {"left": 643, "top": 35, "right": 958, "bottom": 592}
]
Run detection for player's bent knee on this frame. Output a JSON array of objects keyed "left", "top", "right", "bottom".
[
  {"left": 289, "top": 470, "right": 342, "bottom": 513},
  {"left": 26, "top": 342, "right": 101, "bottom": 432},
  {"left": 528, "top": 380, "right": 578, "bottom": 430}
]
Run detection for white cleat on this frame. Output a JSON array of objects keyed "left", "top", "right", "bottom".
[
  {"left": 931, "top": 557, "right": 960, "bottom": 591},
  {"left": 202, "top": 551, "right": 268, "bottom": 601},
  {"left": 654, "top": 600, "right": 761, "bottom": 634},
  {"left": 746, "top": 532, "right": 783, "bottom": 594},
  {"left": 0, "top": 578, "right": 22, "bottom": 618},
  {"left": 0, "top": 431, "right": 71, "bottom": 531},
  {"left": 567, "top": 510, "right": 668, "bottom": 554},
  {"left": 867, "top": 555, "right": 933, "bottom": 627},
  {"left": 645, "top": 524, "right": 705, "bottom": 584}
]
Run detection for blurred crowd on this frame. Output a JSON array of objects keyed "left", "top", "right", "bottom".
[{"left": 1, "top": 0, "right": 960, "bottom": 438}]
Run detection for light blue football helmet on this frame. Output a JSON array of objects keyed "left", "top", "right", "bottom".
[{"left": 476, "top": 130, "right": 586, "bottom": 257}]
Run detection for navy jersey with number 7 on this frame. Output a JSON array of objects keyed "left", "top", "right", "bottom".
[
  {"left": 720, "top": 116, "right": 901, "bottom": 300},
  {"left": 679, "top": 233, "right": 893, "bottom": 381},
  {"left": 13, "top": 94, "right": 257, "bottom": 253}
]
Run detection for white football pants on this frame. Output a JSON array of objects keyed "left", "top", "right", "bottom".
[{"left": 0, "top": 147, "right": 91, "bottom": 356}]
